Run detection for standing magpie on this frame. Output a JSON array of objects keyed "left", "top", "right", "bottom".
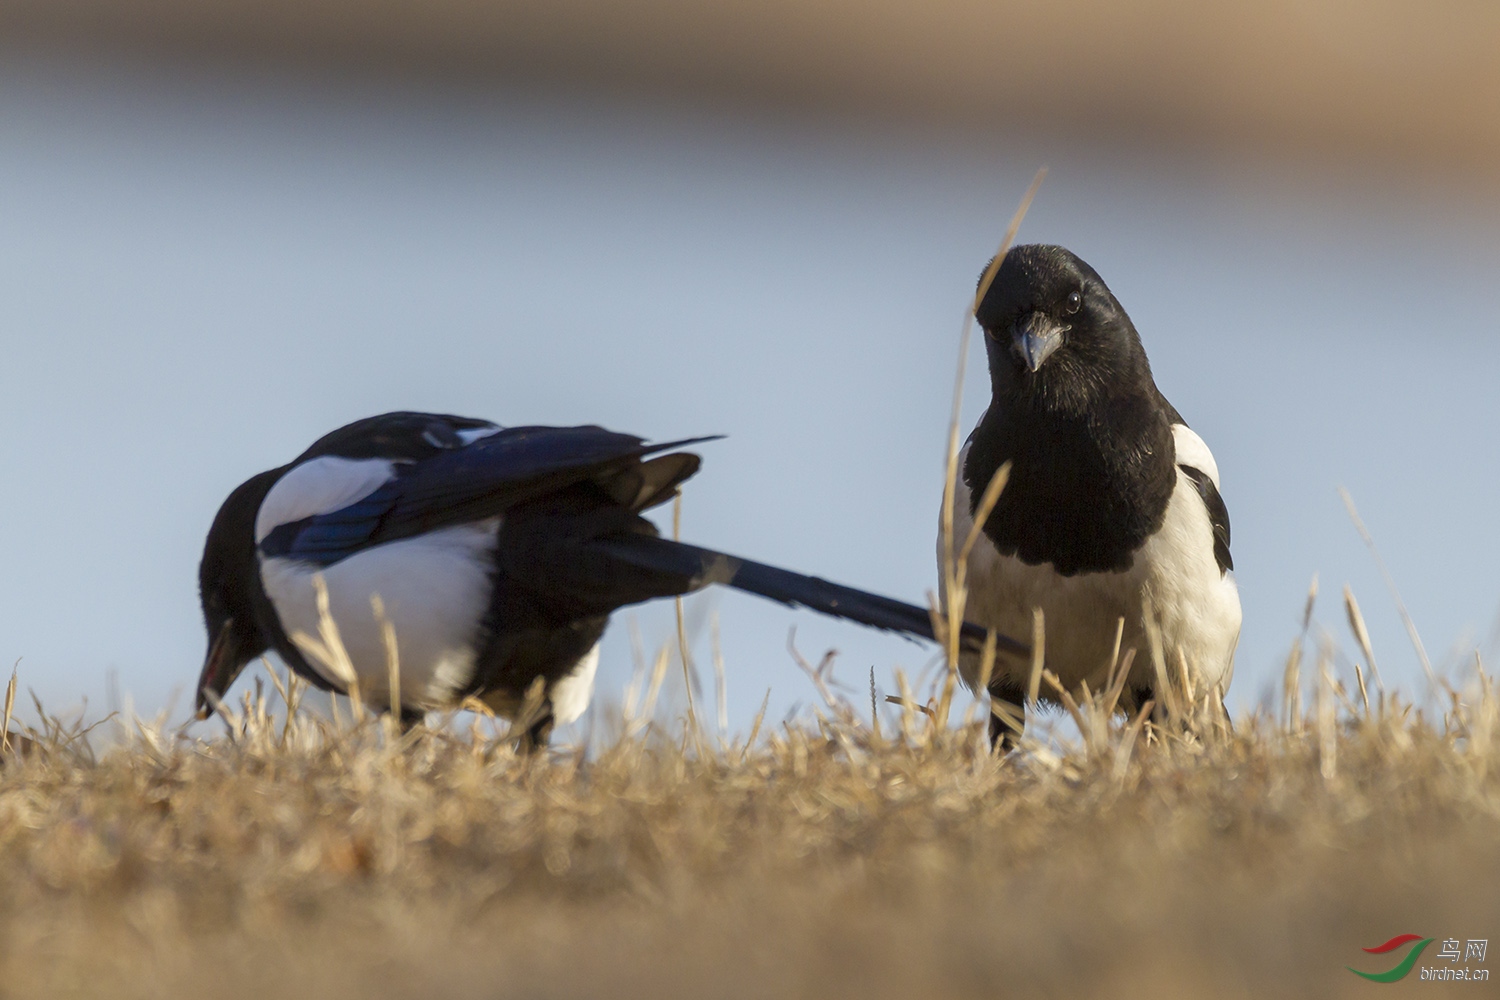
[
  {"left": 943, "top": 245, "right": 1241, "bottom": 748},
  {"left": 198, "top": 412, "right": 1019, "bottom": 745}
]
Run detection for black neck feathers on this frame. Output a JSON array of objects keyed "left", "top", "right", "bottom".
[{"left": 964, "top": 390, "right": 1176, "bottom": 576}]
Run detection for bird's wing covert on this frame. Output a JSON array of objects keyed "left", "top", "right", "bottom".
[{"left": 262, "top": 421, "right": 715, "bottom": 565}]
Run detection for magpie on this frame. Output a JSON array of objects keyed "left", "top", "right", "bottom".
[
  {"left": 198, "top": 412, "right": 1021, "bottom": 745},
  {"left": 943, "top": 245, "right": 1241, "bottom": 749}
]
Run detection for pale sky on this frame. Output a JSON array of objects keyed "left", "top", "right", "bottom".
[{"left": 2, "top": 55, "right": 1497, "bottom": 738}]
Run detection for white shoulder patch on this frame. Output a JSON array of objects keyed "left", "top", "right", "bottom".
[
  {"left": 1171, "top": 424, "right": 1220, "bottom": 489},
  {"left": 255, "top": 456, "right": 397, "bottom": 545},
  {"left": 456, "top": 425, "right": 502, "bottom": 445}
]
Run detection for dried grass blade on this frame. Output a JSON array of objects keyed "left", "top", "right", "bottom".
[
  {"left": 712, "top": 614, "right": 728, "bottom": 739},
  {"left": 1042, "top": 669, "right": 1089, "bottom": 746},
  {"left": 1103, "top": 649, "right": 1136, "bottom": 722},
  {"left": 1353, "top": 662, "right": 1371, "bottom": 717},
  {"left": 1027, "top": 608, "right": 1046, "bottom": 708},
  {"left": 1318, "top": 659, "right": 1338, "bottom": 782},
  {"left": 740, "top": 688, "right": 772, "bottom": 763},
  {"left": 1339, "top": 488, "right": 1433, "bottom": 686},
  {"left": 671, "top": 490, "right": 700, "bottom": 748},
  {"left": 1113, "top": 698, "right": 1154, "bottom": 784},
  {"left": 989, "top": 698, "right": 1025, "bottom": 745},
  {"left": 2, "top": 664, "right": 15, "bottom": 754},
  {"left": 939, "top": 168, "right": 1046, "bottom": 675},
  {"left": 1142, "top": 601, "right": 1180, "bottom": 728},
  {"left": 958, "top": 461, "right": 1011, "bottom": 569},
  {"left": 372, "top": 594, "right": 402, "bottom": 723},
  {"left": 291, "top": 573, "right": 365, "bottom": 724},
  {"left": 1342, "top": 585, "right": 1384, "bottom": 692}
]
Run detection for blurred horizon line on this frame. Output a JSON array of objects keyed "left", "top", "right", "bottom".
[{"left": 3, "top": 1, "right": 1498, "bottom": 186}]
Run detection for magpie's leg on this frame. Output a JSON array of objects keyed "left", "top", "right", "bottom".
[
  {"left": 516, "top": 706, "right": 555, "bottom": 754},
  {"left": 1123, "top": 685, "right": 1156, "bottom": 726},
  {"left": 987, "top": 681, "right": 1027, "bottom": 752}
]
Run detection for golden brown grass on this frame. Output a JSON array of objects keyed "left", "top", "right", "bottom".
[{"left": 0, "top": 631, "right": 1496, "bottom": 999}]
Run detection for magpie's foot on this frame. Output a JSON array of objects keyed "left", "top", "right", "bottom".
[
  {"left": 516, "top": 710, "right": 555, "bottom": 754},
  {"left": 987, "top": 685, "right": 1026, "bottom": 754}
]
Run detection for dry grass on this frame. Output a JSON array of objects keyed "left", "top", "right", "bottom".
[{"left": 0, "top": 629, "right": 1495, "bottom": 999}]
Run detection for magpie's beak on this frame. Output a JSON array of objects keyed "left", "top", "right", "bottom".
[
  {"left": 195, "top": 620, "right": 243, "bottom": 720},
  {"left": 1012, "top": 312, "right": 1066, "bottom": 372}
]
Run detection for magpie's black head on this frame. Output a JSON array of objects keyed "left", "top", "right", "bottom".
[
  {"left": 196, "top": 467, "right": 282, "bottom": 719},
  {"left": 976, "top": 245, "right": 1149, "bottom": 409}
]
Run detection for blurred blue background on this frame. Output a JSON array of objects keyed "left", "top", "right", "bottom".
[{"left": 0, "top": 14, "right": 1496, "bottom": 737}]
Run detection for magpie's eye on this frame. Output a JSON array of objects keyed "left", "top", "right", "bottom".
[{"left": 1064, "top": 291, "right": 1082, "bottom": 315}]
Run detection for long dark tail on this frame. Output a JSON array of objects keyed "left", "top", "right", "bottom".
[{"left": 591, "top": 534, "right": 1028, "bottom": 657}]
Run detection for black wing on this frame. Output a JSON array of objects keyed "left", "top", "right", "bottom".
[
  {"left": 263, "top": 416, "right": 715, "bottom": 566},
  {"left": 1178, "top": 464, "right": 1232, "bottom": 574},
  {"left": 297, "top": 411, "right": 502, "bottom": 462}
]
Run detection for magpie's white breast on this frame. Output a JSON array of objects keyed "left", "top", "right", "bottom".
[{"left": 949, "top": 432, "right": 1241, "bottom": 700}]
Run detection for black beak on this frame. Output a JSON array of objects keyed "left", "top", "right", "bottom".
[
  {"left": 195, "top": 620, "right": 244, "bottom": 720},
  {"left": 1012, "top": 312, "right": 1067, "bottom": 372}
]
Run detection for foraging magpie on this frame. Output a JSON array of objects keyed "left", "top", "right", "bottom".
[
  {"left": 943, "top": 245, "right": 1241, "bottom": 748},
  {"left": 198, "top": 412, "right": 1019, "bottom": 745}
]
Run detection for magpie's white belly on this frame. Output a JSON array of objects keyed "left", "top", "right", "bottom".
[
  {"left": 946, "top": 463, "right": 1241, "bottom": 701},
  {"left": 260, "top": 521, "right": 501, "bottom": 709}
]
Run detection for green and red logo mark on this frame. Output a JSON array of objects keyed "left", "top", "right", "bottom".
[{"left": 1348, "top": 934, "right": 1435, "bottom": 982}]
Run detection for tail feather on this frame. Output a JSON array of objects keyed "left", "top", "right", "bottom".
[{"left": 592, "top": 535, "right": 1027, "bottom": 656}]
